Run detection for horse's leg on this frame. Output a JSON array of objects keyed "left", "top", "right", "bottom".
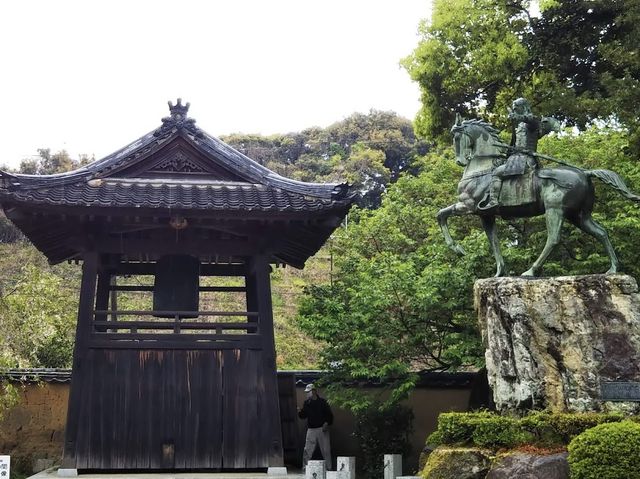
[
  {"left": 481, "top": 215, "right": 506, "bottom": 277},
  {"left": 437, "top": 202, "right": 468, "bottom": 256},
  {"left": 569, "top": 214, "right": 619, "bottom": 274},
  {"left": 522, "top": 208, "right": 564, "bottom": 277}
]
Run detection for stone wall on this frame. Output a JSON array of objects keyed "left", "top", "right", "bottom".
[
  {"left": 475, "top": 274, "right": 640, "bottom": 412},
  {"left": 0, "top": 382, "right": 67, "bottom": 468}
]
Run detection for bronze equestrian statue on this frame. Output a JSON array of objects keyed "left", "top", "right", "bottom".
[{"left": 437, "top": 98, "right": 640, "bottom": 277}]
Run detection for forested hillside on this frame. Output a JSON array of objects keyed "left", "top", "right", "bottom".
[{"left": 221, "top": 110, "right": 424, "bottom": 208}]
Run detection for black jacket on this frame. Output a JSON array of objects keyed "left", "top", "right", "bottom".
[{"left": 298, "top": 396, "right": 333, "bottom": 428}]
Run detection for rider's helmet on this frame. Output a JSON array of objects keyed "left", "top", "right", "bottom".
[{"left": 512, "top": 98, "right": 532, "bottom": 115}]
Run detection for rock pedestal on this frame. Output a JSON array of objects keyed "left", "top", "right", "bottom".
[
  {"left": 421, "top": 448, "right": 492, "bottom": 479},
  {"left": 475, "top": 274, "right": 640, "bottom": 412},
  {"left": 486, "top": 452, "right": 569, "bottom": 479}
]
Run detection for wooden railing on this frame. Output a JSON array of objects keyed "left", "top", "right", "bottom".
[{"left": 89, "top": 310, "right": 261, "bottom": 350}]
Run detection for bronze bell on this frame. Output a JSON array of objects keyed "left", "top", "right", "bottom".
[{"left": 153, "top": 254, "right": 200, "bottom": 318}]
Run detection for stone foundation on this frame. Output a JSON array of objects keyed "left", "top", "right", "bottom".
[{"left": 475, "top": 274, "right": 640, "bottom": 412}]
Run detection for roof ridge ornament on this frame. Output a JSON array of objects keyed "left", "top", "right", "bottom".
[
  {"left": 153, "top": 98, "right": 204, "bottom": 139},
  {"left": 169, "top": 98, "right": 190, "bottom": 119}
]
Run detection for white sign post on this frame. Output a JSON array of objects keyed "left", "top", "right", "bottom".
[{"left": 0, "top": 456, "right": 10, "bottom": 479}]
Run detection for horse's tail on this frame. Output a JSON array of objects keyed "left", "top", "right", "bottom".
[{"left": 586, "top": 169, "right": 640, "bottom": 202}]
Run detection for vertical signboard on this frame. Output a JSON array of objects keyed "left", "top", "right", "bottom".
[{"left": 0, "top": 456, "right": 9, "bottom": 479}]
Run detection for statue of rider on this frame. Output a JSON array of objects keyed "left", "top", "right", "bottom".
[{"left": 478, "top": 98, "right": 559, "bottom": 210}]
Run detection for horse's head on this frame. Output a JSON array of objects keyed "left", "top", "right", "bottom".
[
  {"left": 451, "top": 116, "right": 503, "bottom": 169},
  {"left": 451, "top": 113, "right": 473, "bottom": 167}
]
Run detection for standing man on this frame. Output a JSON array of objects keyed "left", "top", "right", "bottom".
[{"left": 298, "top": 383, "right": 333, "bottom": 470}]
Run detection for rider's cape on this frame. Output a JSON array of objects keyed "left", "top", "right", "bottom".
[
  {"left": 502, "top": 115, "right": 557, "bottom": 177},
  {"left": 502, "top": 153, "right": 537, "bottom": 177}
]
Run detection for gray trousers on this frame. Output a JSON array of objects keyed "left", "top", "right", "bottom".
[{"left": 303, "top": 427, "right": 332, "bottom": 470}]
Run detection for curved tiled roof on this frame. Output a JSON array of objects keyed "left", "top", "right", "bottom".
[
  {"left": 4, "top": 178, "right": 348, "bottom": 212},
  {"left": 0, "top": 99, "right": 354, "bottom": 209}
]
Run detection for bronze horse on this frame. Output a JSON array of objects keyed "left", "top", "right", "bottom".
[{"left": 437, "top": 117, "right": 640, "bottom": 277}]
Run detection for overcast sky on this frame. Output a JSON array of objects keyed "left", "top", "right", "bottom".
[{"left": 0, "top": 0, "right": 430, "bottom": 168}]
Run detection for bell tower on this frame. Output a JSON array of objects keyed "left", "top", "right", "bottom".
[{"left": 0, "top": 100, "right": 353, "bottom": 471}]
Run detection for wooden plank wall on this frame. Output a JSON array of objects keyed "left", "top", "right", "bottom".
[
  {"left": 277, "top": 374, "right": 301, "bottom": 466},
  {"left": 71, "top": 348, "right": 280, "bottom": 469}
]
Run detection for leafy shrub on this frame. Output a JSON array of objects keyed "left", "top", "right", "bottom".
[
  {"left": 431, "top": 411, "right": 635, "bottom": 449},
  {"left": 437, "top": 411, "right": 495, "bottom": 444},
  {"left": 568, "top": 421, "right": 640, "bottom": 479},
  {"left": 435, "top": 412, "right": 527, "bottom": 448},
  {"left": 0, "top": 214, "right": 23, "bottom": 243},
  {"left": 425, "top": 429, "right": 444, "bottom": 447},
  {"left": 521, "top": 411, "right": 624, "bottom": 445},
  {"left": 0, "top": 382, "right": 20, "bottom": 421},
  {"left": 353, "top": 403, "right": 413, "bottom": 479},
  {"left": 472, "top": 415, "right": 530, "bottom": 448}
]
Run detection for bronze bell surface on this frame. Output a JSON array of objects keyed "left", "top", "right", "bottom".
[{"left": 153, "top": 254, "right": 200, "bottom": 318}]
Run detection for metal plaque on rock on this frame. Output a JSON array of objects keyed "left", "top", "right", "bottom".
[{"left": 601, "top": 381, "right": 640, "bottom": 401}]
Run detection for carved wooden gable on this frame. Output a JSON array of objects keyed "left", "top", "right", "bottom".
[
  {"left": 107, "top": 136, "right": 247, "bottom": 182},
  {"left": 149, "top": 151, "right": 204, "bottom": 174}
]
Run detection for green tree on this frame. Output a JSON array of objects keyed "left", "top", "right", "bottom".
[
  {"left": 222, "top": 110, "right": 422, "bottom": 207},
  {"left": 297, "top": 149, "right": 490, "bottom": 410},
  {"left": 0, "top": 255, "right": 79, "bottom": 368},
  {"left": 329, "top": 143, "right": 390, "bottom": 208},
  {"left": 18, "top": 149, "right": 92, "bottom": 175},
  {"left": 325, "top": 110, "right": 420, "bottom": 180},
  {"left": 403, "top": 0, "right": 640, "bottom": 150},
  {"left": 0, "top": 210, "right": 23, "bottom": 244},
  {"left": 297, "top": 126, "right": 640, "bottom": 409},
  {"left": 402, "top": 0, "right": 529, "bottom": 141}
]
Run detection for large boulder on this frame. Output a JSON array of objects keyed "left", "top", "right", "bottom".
[
  {"left": 421, "top": 447, "right": 492, "bottom": 479},
  {"left": 486, "top": 452, "right": 569, "bottom": 479},
  {"left": 475, "top": 274, "right": 640, "bottom": 412}
]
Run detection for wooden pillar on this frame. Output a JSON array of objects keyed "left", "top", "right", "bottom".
[
  {"left": 110, "top": 275, "right": 118, "bottom": 322},
  {"left": 61, "top": 252, "right": 99, "bottom": 469},
  {"left": 245, "top": 267, "right": 258, "bottom": 326},
  {"left": 249, "top": 254, "right": 284, "bottom": 466},
  {"left": 94, "top": 270, "right": 110, "bottom": 330}
]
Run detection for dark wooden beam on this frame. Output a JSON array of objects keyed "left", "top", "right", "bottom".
[
  {"left": 94, "top": 272, "right": 111, "bottom": 328},
  {"left": 91, "top": 321, "right": 258, "bottom": 331},
  {"left": 249, "top": 255, "right": 284, "bottom": 466},
  {"left": 110, "top": 285, "right": 246, "bottom": 292},
  {"left": 113, "top": 262, "right": 248, "bottom": 276},
  {"left": 93, "top": 310, "right": 258, "bottom": 317},
  {"left": 87, "top": 338, "right": 262, "bottom": 350},
  {"left": 90, "top": 333, "right": 255, "bottom": 341},
  {"left": 70, "top": 237, "right": 259, "bottom": 257},
  {"left": 61, "top": 251, "right": 99, "bottom": 469},
  {"left": 109, "top": 275, "right": 118, "bottom": 322},
  {"left": 6, "top": 202, "right": 340, "bottom": 221}
]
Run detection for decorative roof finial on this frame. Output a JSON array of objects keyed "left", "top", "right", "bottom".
[
  {"left": 154, "top": 98, "right": 203, "bottom": 139},
  {"left": 168, "top": 98, "right": 190, "bottom": 121}
]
